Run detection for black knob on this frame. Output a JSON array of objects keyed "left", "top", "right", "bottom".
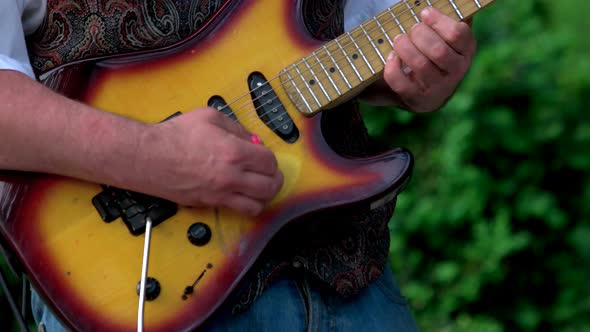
[
  {"left": 187, "top": 222, "right": 212, "bottom": 246},
  {"left": 136, "top": 277, "right": 161, "bottom": 301}
]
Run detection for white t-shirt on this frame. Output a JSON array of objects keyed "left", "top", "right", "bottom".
[{"left": 0, "top": 0, "right": 400, "bottom": 79}]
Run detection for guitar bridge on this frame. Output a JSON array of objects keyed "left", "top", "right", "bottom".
[{"left": 92, "top": 186, "right": 177, "bottom": 235}]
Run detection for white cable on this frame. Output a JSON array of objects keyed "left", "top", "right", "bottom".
[{"left": 137, "top": 217, "right": 153, "bottom": 332}]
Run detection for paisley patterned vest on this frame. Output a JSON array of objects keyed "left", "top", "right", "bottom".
[{"left": 26, "top": 0, "right": 397, "bottom": 311}]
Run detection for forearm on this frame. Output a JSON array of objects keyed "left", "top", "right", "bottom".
[{"left": 0, "top": 69, "right": 148, "bottom": 188}]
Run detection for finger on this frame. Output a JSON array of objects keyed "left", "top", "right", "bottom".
[
  {"left": 383, "top": 52, "right": 421, "bottom": 108},
  {"left": 233, "top": 170, "right": 283, "bottom": 201},
  {"left": 222, "top": 193, "right": 266, "bottom": 216},
  {"left": 205, "top": 107, "right": 251, "bottom": 141},
  {"left": 229, "top": 138, "right": 279, "bottom": 176},
  {"left": 420, "top": 7, "right": 475, "bottom": 56},
  {"left": 393, "top": 34, "right": 442, "bottom": 90},
  {"left": 410, "top": 23, "right": 463, "bottom": 73}
]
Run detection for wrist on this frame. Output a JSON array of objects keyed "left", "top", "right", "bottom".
[{"left": 358, "top": 78, "right": 408, "bottom": 109}]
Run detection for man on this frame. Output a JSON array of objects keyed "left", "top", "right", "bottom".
[{"left": 1, "top": 0, "right": 476, "bottom": 330}]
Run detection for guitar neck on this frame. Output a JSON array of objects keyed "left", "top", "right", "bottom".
[{"left": 281, "top": 0, "right": 495, "bottom": 115}]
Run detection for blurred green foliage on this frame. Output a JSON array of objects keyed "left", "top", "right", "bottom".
[
  {"left": 362, "top": 0, "right": 590, "bottom": 331},
  {"left": 2, "top": 0, "right": 589, "bottom": 331}
]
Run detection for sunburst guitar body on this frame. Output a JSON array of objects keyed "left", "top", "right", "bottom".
[{"left": 0, "top": 0, "right": 494, "bottom": 330}]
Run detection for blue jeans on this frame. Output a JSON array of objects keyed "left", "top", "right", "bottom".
[{"left": 32, "top": 266, "right": 420, "bottom": 331}]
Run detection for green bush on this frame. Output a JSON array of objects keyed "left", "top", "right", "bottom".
[{"left": 362, "top": 0, "right": 590, "bottom": 330}]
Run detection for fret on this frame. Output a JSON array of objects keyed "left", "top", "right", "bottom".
[
  {"left": 426, "top": 0, "right": 433, "bottom": 7},
  {"left": 473, "top": 0, "right": 482, "bottom": 8},
  {"left": 334, "top": 38, "right": 363, "bottom": 81},
  {"left": 283, "top": 69, "right": 313, "bottom": 113},
  {"left": 448, "top": 0, "right": 464, "bottom": 19},
  {"left": 359, "top": 24, "right": 386, "bottom": 64},
  {"left": 387, "top": 7, "right": 406, "bottom": 34},
  {"left": 311, "top": 52, "right": 341, "bottom": 96},
  {"left": 301, "top": 57, "right": 331, "bottom": 102},
  {"left": 403, "top": 0, "right": 420, "bottom": 23},
  {"left": 293, "top": 65, "right": 321, "bottom": 108},
  {"left": 346, "top": 32, "right": 375, "bottom": 74},
  {"left": 372, "top": 17, "right": 393, "bottom": 46},
  {"left": 322, "top": 45, "right": 352, "bottom": 89}
]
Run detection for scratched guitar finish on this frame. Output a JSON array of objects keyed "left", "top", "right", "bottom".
[{"left": 0, "top": 0, "right": 493, "bottom": 330}]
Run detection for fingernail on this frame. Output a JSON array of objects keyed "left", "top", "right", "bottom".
[
  {"left": 421, "top": 7, "right": 431, "bottom": 19},
  {"left": 387, "top": 51, "right": 396, "bottom": 62},
  {"left": 402, "top": 64, "right": 413, "bottom": 76},
  {"left": 250, "top": 133, "right": 262, "bottom": 145}
]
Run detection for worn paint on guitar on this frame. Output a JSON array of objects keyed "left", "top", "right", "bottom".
[{"left": 0, "top": 0, "right": 411, "bottom": 331}]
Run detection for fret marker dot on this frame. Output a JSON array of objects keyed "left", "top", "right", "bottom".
[
  {"left": 352, "top": 54, "right": 359, "bottom": 60},
  {"left": 309, "top": 79, "right": 315, "bottom": 85},
  {"left": 378, "top": 38, "right": 384, "bottom": 44},
  {"left": 329, "top": 67, "right": 336, "bottom": 73},
  {"left": 414, "top": 0, "right": 421, "bottom": 5}
]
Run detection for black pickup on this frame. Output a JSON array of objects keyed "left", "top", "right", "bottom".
[{"left": 249, "top": 72, "right": 299, "bottom": 143}]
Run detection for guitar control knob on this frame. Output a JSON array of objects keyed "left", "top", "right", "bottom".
[
  {"left": 136, "top": 277, "right": 161, "bottom": 301},
  {"left": 187, "top": 222, "right": 212, "bottom": 246}
]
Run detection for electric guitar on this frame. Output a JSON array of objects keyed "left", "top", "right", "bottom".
[{"left": 0, "top": 0, "right": 494, "bottom": 330}]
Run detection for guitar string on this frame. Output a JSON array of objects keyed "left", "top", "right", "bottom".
[
  {"left": 214, "top": 0, "right": 475, "bottom": 133},
  {"left": 227, "top": 0, "right": 475, "bottom": 150}
]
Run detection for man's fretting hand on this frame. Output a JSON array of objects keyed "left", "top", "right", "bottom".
[{"left": 366, "top": 7, "right": 477, "bottom": 112}]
